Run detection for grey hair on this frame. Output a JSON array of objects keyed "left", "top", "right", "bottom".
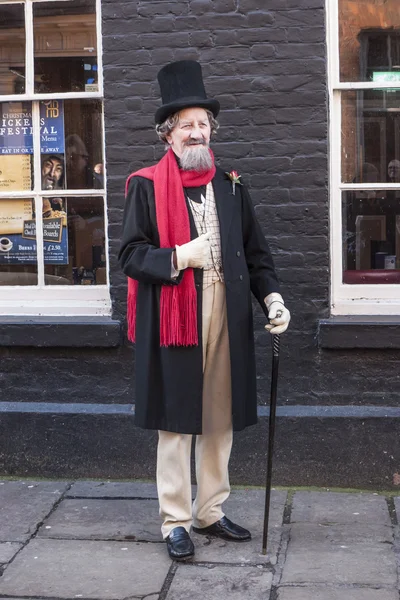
[{"left": 155, "top": 109, "right": 219, "bottom": 145}]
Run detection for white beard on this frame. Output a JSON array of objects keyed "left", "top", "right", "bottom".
[{"left": 180, "top": 143, "right": 212, "bottom": 172}]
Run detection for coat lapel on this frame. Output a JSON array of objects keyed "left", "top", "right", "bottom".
[{"left": 212, "top": 167, "right": 235, "bottom": 258}]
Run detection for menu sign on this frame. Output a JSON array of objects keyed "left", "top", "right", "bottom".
[
  {"left": 0, "top": 155, "right": 31, "bottom": 191},
  {"left": 40, "top": 100, "right": 65, "bottom": 154},
  {"left": 0, "top": 198, "right": 68, "bottom": 265}
]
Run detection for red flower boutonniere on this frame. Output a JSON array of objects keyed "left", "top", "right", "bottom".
[{"left": 225, "top": 170, "right": 243, "bottom": 195}]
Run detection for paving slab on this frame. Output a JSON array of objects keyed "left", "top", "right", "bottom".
[
  {"left": 292, "top": 491, "right": 391, "bottom": 525},
  {"left": 0, "top": 542, "right": 22, "bottom": 563},
  {"left": 277, "top": 588, "right": 398, "bottom": 600},
  {"left": 281, "top": 522, "right": 397, "bottom": 586},
  {"left": 192, "top": 489, "right": 286, "bottom": 565},
  {"left": 0, "top": 538, "right": 170, "bottom": 599},
  {"left": 37, "top": 498, "right": 162, "bottom": 542},
  {"left": 165, "top": 564, "right": 272, "bottom": 599},
  {"left": 0, "top": 480, "right": 69, "bottom": 542}
]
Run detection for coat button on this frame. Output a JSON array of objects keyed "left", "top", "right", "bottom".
[
  {"left": 239, "top": 275, "right": 243, "bottom": 281},
  {"left": 236, "top": 251, "right": 241, "bottom": 257}
]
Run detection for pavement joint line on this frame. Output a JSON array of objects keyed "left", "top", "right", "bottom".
[
  {"left": 158, "top": 560, "right": 178, "bottom": 600},
  {"left": 270, "top": 525, "right": 291, "bottom": 590},
  {"left": 0, "top": 480, "right": 74, "bottom": 576},
  {"left": 176, "top": 560, "right": 275, "bottom": 570},
  {"left": 276, "top": 583, "right": 399, "bottom": 590},
  {"left": 0, "top": 597, "right": 143, "bottom": 600},
  {"left": 282, "top": 489, "right": 294, "bottom": 525},
  {"left": 38, "top": 536, "right": 166, "bottom": 544},
  {"left": 267, "top": 492, "right": 293, "bottom": 590},
  {"left": 387, "top": 496, "right": 399, "bottom": 526},
  {"left": 64, "top": 496, "right": 158, "bottom": 501},
  {"left": 269, "top": 586, "right": 279, "bottom": 600}
]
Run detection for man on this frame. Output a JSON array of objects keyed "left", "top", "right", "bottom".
[
  {"left": 388, "top": 159, "right": 400, "bottom": 183},
  {"left": 93, "top": 162, "right": 104, "bottom": 189},
  {"left": 41, "top": 154, "right": 64, "bottom": 190},
  {"left": 119, "top": 61, "right": 290, "bottom": 561},
  {"left": 65, "top": 134, "right": 94, "bottom": 189}
]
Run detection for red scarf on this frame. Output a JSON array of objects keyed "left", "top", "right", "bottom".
[{"left": 125, "top": 147, "right": 216, "bottom": 346}]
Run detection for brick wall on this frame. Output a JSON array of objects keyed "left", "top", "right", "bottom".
[{"left": 104, "top": 0, "right": 331, "bottom": 407}]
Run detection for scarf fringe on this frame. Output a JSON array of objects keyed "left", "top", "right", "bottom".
[
  {"left": 127, "top": 278, "right": 138, "bottom": 343},
  {"left": 160, "top": 275, "right": 198, "bottom": 347}
]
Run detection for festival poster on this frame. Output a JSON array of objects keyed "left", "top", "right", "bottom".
[
  {"left": 0, "top": 102, "right": 33, "bottom": 155},
  {"left": 0, "top": 198, "right": 68, "bottom": 265},
  {"left": 0, "top": 101, "right": 65, "bottom": 155}
]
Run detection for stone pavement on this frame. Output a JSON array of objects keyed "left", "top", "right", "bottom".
[{"left": 0, "top": 480, "right": 399, "bottom": 599}]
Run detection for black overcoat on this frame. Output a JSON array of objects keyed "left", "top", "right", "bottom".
[{"left": 118, "top": 165, "right": 280, "bottom": 434}]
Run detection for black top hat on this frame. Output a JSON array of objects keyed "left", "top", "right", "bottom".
[{"left": 155, "top": 60, "right": 220, "bottom": 125}]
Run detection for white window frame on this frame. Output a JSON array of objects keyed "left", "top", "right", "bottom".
[
  {"left": 327, "top": 0, "right": 400, "bottom": 316},
  {"left": 0, "top": 0, "right": 110, "bottom": 316}
]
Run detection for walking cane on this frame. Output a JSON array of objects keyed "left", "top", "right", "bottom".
[{"left": 262, "top": 332, "right": 281, "bottom": 555}]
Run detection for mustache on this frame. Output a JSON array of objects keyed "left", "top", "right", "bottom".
[{"left": 184, "top": 138, "right": 207, "bottom": 147}]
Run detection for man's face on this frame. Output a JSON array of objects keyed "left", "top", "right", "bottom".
[
  {"left": 166, "top": 107, "right": 211, "bottom": 158},
  {"left": 388, "top": 160, "right": 400, "bottom": 182},
  {"left": 42, "top": 157, "right": 63, "bottom": 189},
  {"left": 67, "top": 145, "right": 89, "bottom": 173}
]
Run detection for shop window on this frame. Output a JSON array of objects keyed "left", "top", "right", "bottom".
[
  {"left": 329, "top": 0, "right": 400, "bottom": 314},
  {"left": 0, "top": 0, "right": 109, "bottom": 316}
]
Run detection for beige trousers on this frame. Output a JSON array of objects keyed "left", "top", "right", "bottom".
[{"left": 157, "top": 281, "right": 233, "bottom": 538}]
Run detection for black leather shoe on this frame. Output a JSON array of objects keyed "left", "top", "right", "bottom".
[
  {"left": 192, "top": 516, "right": 251, "bottom": 542},
  {"left": 166, "top": 526, "right": 195, "bottom": 561}
]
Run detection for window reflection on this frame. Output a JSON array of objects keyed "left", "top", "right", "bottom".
[
  {"left": 343, "top": 190, "right": 400, "bottom": 283},
  {"left": 0, "top": 199, "right": 37, "bottom": 286},
  {"left": 0, "top": 5, "right": 25, "bottom": 95},
  {"left": 33, "top": 0, "right": 97, "bottom": 94},
  {"left": 339, "top": 0, "right": 400, "bottom": 82},
  {"left": 44, "top": 196, "right": 106, "bottom": 285},
  {"left": 342, "top": 91, "right": 400, "bottom": 183}
]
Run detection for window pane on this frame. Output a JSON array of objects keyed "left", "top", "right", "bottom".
[
  {"left": 342, "top": 90, "right": 400, "bottom": 183},
  {"left": 0, "top": 198, "right": 37, "bottom": 285},
  {"left": 342, "top": 189, "right": 400, "bottom": 284},
  {"left": 41, "top": 99, "right": 103, "bottom": 191},
  {"left": 0, "top": 4, "right": 25, "bottom": 95},
  {"left": 44, "top": 196, "right": 106, "bottom": 285},
  {"left": 339, "top": 0, "right": 400, "bottom": 82},
  {"left": 33, "top": 0, "right": 97, "bottom": 94},
  {"left": 0, "top": 101, "right": 33, "bottom": 191}
]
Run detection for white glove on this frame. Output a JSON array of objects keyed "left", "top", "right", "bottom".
[
  {"left": 175, "top": 232, "right": 211, "bottom": 270},
  {"left": 264, "top": 292, "right": 290, "bottom": 334}
]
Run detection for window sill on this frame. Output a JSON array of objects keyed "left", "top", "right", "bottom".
[
  {"left": 0, "top": 317, "right": 121, "bottom": 348},
  {"left": 318, "top": 316, "right": 400, "bottom": 349}
]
